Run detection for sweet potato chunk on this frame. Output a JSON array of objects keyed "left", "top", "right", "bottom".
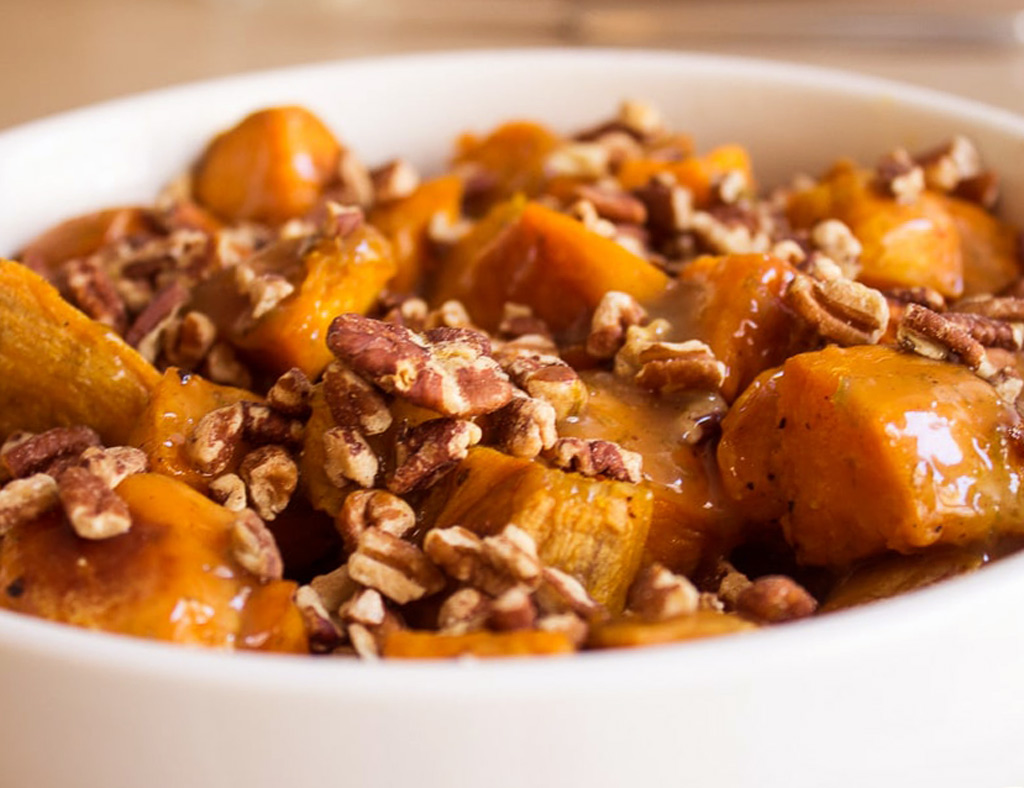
[
  {"left": 425, "top": 447, "right": 652, "bottom": 612},
  {"left": 718, "top": 345, "right": 1024, "bottom": 566},
  {"left": 617, "top": 144, "right": 754, "bottom": 205},
  {"left": 0, "top": 473, "right": 307, "bottom": 652},
  {"left": 587, "top": 611, "right": 755, "bottom": 649},
  {"left": 433, "top": 200, "right": 668, "bottom": 332},
  {"left": 939, "top": 194, "right": 1021, "bottom": 296},
  {"left": 192, "top": 106, "right": 342, "bottom": 225},
  {"left": 16, "top": 207, "right": 154, "bottom": 271},
  {"left": 383, "top": 629, "right": 573, "bottom": 659},
  {"left": 453, "top": 120, "right": 561, "bottom": 209},
  {"left": 0, "top": 259, "right": 159, "bottom": 444}
]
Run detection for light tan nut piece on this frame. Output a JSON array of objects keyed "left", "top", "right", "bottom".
[
  {"left": 322, "top": 362, "right": 393, "bottom": 435},
  {"left": 388, "top": 418, "right": 482, "bottom": 495},
  {"left": 716, "top": 561, "right": 753, "bottom": 609},
  {"left": 535, "top": 566, "right": 603, "bottom": 620},
  {"left": 208, "top": 473, "right": 248, "bottom": 512},
  {"left": 347, "top": 528, "right": 445, "bottom": 604},
  {"left": 786, "top": 274, "right": 890, "bottom": 346},
  {"left": 235, "top": 264, "right": 295, "bottom": 321},
  {"left": 347, "top": 623, "right": 380, "bottom": 659},
  {"left": 875, "top": 148, "right": 925, "bottom": 204},
  {"left": 163, "top": 311, "right": 217, "bottom": 369},
  {"left": 425, "top": 300, "right": 474, "bottom": 330},
  {"left": 735, "top": 575, "right": 818, "bottom": 624},
  {"left": 381, "top": 296, "right": 429, "bottom": 331},
  {"left": 618, "top": 99, "right": 664, "bottom": 138},
  {"left": 310, "top": 564, "right": 359, "bottom": 611},
  {"left": 202, "top": 342, "right": 253, "bottom": 390},
  {"left": 240, "top": 402, "right": 305, "bottom": 446},
  {"left": 63, "top": 256, "right": 127, "bottom": 333},
  {"left": 537, "top": 612, "right": 589, "bottom": 647},
  {"left": 56, "top": 467, "right": 132, "bottom": 540},
  {"left": 338, "top": 588, "right": 387, "bottom": 627},
  {"left": 549, "top": 437, "right": 643, "bottom": 484},
  {"left": 266, "top": 368, "right": 313, "bottom": 416},
  {"left": 586, "top": 291, "right": 649, "bottom": 360},
  {"left": 2, "top": 426, "right": 101, "bottom": 479},
  {"left": 690, "top": 210, "right": 770, "bottom": 255},
  {"left": 569, "top": 199, "right": 618, "bottom": 239},
  {"left": 950, "top": 295, "right": 1024, "bottom": 322},
  {"left": 882, "top": 286, "right": 947, "bottom": 312},
  {"left": 635, "top": 340, "right": 726, "bottom": 394},
  {"left": 714, "top": 169, "right": 749, "bottom": 205},
  {"left": 488, "top": 585, "right": 538, "bottom": 631},
  {"left": 327, "top": 314, "right": 513, "bottom": 418},
  {"left": 438, "top": 587, "right": 491, "bottom": 634},
  {"left": 573, "top": 184, "right": 647, "bottom": 225},
  {"left": 424, "top": 525, "right": 521, "bottom": 597},
  {"left": 482, "top": 525, "right": 543, "bottom": 589},
  {"left": 916, "top": 135, "right": 982, "bottom": 193},
  {"left": 613, "top": 318, "right": 672, "bottom": 378},
  {"left": 336, "top": 148, "right": 375, "bottom": 208},
  {"left": 230, "top": 509, "right": 284, "bottom": 581},
  {"left": 322, "top": 202, "right": 364, "bottom": 238},
  {"left": 487, "top": 394, "right": 558, "bottom": 459},
  {"left": 371, "top": 159, "right": 421, "bottom": 203},
  {"left": 897, "top": 303, "right": 995, "bottom": 377},
  {"left": 810, "top": 219, "right": 862, "bottom": 279},
  {"left": 0, "top": 474, "right": 60, "bottom": 535},
  {"left": 544, "top": 142, "right": 610, "bottom": 179},
  {"left": 336, "top": 489, "right": 416, "bottom": 554},
  {"left": 238, "top": 446, "right": 298, "bottom": 521},
  {"left": 186, "top": 403, "right": 245, "bottom": 476},
  {"left": 77, "top": 446, "right": 148, "bottom": 489},
  {"left": 499, "top": 353, "right": 588, "bottom": 422},
  {"left": 323, "top": 426, "right": 379, "bottom": 489},
  {"left": 127, "top": 282, "right": 192, "bottom": 363},
  {"left": 627, "top": 564, "right": 700, "bottom": 620},
  {"left": 942, "top": 312, "right": 1024, "bottom": 351},
  {"left": 498, "top": 303, "right": 552, "bottom": 340},
  {"left": 294, "top": 585, "right": 343, "bottom": 653}
]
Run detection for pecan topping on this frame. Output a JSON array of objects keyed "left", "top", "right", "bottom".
[
  {"left": 586, "top": 291, "right": 649, "bottom": 360},
  {"left": 882, "top": 286, "right": 946, "bottom": 312},
  {"left": 618, "top": 99, "right": 664, "bottom": 138},
  {"left": 627, "top": 564, "right": 700, "bottom": 620},
  {"left": 387, "top": 418, "right": 482, "bottom": 494},
  {"left": 266, "top": 368, "right": 313, "bottom": 417},
  {"left": 336, "top": 489, "right": 416, "bottom": 554},
  {"left": 537, "top": 612, "right": 589, "bottom": 647},
  {"left": 187, "top": 404, "right": 245, "bottom": 475},
  {"left": 230, "top": 509, "right": 284, "bottom": 581},
  {"left": 875, "top": 148, "right": 924, "bottom": 204},
  {"left": 544, "top": 142, "right": 610, "bottom": 179},
  {"left": 487, "top": 394, "right": 558, "bottom": 459},
  {"left": 381, "top": 296, "right": 429, "bottom": 331},
  {"left": 347, "top": 528, "right": 444, "bottom": 604},
  {"left": 534, "top": 566, "right": 603, "bottom": 619},
  {"left": 163, "top": 311, "right": 217, "bottom": 369},
  {"left": 714, "top": 169, "right": 749, "bottom": 205},
  {"left": 322, "top": 362, "right": 393, "bottom": 435},
  {"left": 322, "top": 202, "right": 364, "bottom": 238},
  {"left": 786, "top": 274, "right": 890, "bottom": 346},
  {"left": 549, "top": 438, "right": 643, "bottom": 484},
  {"left": 0, "top": 474, "right": 60, "bottom": 536},
  {"left": 371, "top": 159, "right": 420, "bottom": 203},
  {"left": 336, "top": 148, "right": 375, "bottom": 207},
  {"left": 735, "top": 575, "right": 818, "bottom": 624},
  {"left": 2, "top": 426, "right": 101, "bottom": 479},
  {"left": 322, "top": 426, "right": 379, "bottom": 489},
  {"left": 294, "top": 585, "right": 343, "bottom": 653},
  {"left": 499, "top": 352, "right": 588, "bottom": 421},
  {"left": 240, "top": 402, "right": 305, "bottom": 446},
  {"left": 690, "top": 209, "right": 770, "bottom": 255},
  {"left": 634, "top": 340, "right": 726, "bottom": 394},
  {"left": 897, "top": 303, "right": 994, "bottom": 376},
  {"left": 201, "top": 342, "right": 253, "bottom": 390},
  {"left": 634, "top": 173, "right": 693, "bottom": 236},
  {"left": 573, "top": 184, "right": 647, "bottom": 225},
  {"left": 208, "top": 473, "right": 247, "bottom": 512},
  {"left": 952, "top": 171, "right": 1000, "bottom": 209},
  {"left": 915, "top": 135, "right": 981, "bottom": 193},
  {"left": 424, "top": 524, "right": 541, "bottom": 597},
  {"left": 124, "top": 280, "right": 189, "bottom": 357},
  {"left": 327, "top": 314, "right": 513, "bottom": 417},
  {"left": 488, "top": 585, "right": 537, "bottom": 631},
  {"left": 238, "top": 446, "right": 298, "bottom": 521},
  {"left": 810, "top": 219, "right": 861, "bottom": 278},
  {"left": 942, "top": 312, "right": 1023, "bottom": 351},
  {"left": 951, "top": 295, "right": 1024, "bottom": 322},
  {"left": 498, "top": 303, "right": 552, "bottom": 340},
  {"left": 438, "top": 587, "right": 491, "bottom": 635},
  {"left": 63, "top": 257, "right": 127, "bottom": 333},
  {"left": 339, "top": 587, "right": 387, "bottom": 627},
  {"left": 56, "top": 467, "right": 132, "bottom": 540},
  {"left": 77, "top": 446, "right": 148, "bottom": 489}
]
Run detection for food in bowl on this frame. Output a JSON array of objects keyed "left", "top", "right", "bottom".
[{"left": 2, "top": 97, "right": 1022, "bottom": 659}]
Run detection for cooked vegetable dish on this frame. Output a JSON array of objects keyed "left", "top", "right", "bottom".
[{"left": 1, "top": 101, "right": 1021, "bottom": 658}]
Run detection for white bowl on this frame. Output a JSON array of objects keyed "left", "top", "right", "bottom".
[{"left": 2, "top": 49, "right": 1024, "bottom": 788}]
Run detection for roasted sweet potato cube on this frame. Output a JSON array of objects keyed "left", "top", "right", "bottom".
[
  {"left": 617, "top": 144, "right": 754, "bottom": 205},
  {"left": 587, "top": 611, "right": 755, "bottom": 649},
  {"left": 433, "top": 199, "right": 668, "bottom": 333},
  {"left": 453, "top": 120, "right": 561, "bottom": 209},
  {"left": 0, "top": 473, "right": 307, "bottom": 652},
  {"left": 383, "top": 629, "right": 573, "bottom": 659},
  {"left": 425, "top": 447, "right": 652, "bottom": 612},
  {"left": 192, "top": 106, "right": 342, "bottom": 225},
  {"left": 939, "top": 194, "right": 1022, "bottom": 296},
  {"left": 0, "top": 259, "right": 159, "bottom": 445},
  {"left": 16, "top": 207, "right": 155, "bottom": 271},
  {"left": 718, "top": 345, "right": 1024, "bottom": 566}
]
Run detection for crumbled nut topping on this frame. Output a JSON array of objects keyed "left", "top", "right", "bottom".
[
  {"left": 322, "top": 426, "right": 378, "bottom": 489},
  {"left": 586, "top": 291, "right": 649, "bottom": 360},
  {"left": 266, "top": 368, "right": 313, "bottom": 417},
  {"left": 627, "top": 563, "right": 700, "bottom": 620},
  {"left": 916, "top": 135, "right": 982, "bottom": 193},
  {"left": 544, "top": 142, "right": 610, "bottom": 179},
  {"left": 786, "top": 274, "right": 890, "bottom": 346},
  {"left": 347, "top": 528, "right": 445, "bottom": 604},
  {"left": 238, "top": 445, "right": 298, "bottom": 521},
  {"left": 387, "top": 418, "right": 482, "bottom": 494},
  {"left": 371, "top": 159, "right": 421, "bottom": 203},
  {"left": 322, "top": 362, "right": 393, "bottom": 435},
  {"left": 810, "top": 219, "right": 862, "bottom": 279},
  {"left": 548, "top": 437, "right": 643, "bottom": 483},
  {"left": 2, "top": 426, "right": 101, "bottom": 479},
  {"left": 163, "top": 310, "right": 217, "bottom": 369},
  {"left": 77, "top": 446, "right": 148, "bottom": 489},
  {"left": 336, "top": 489, "right": 416, "bottom": 554},
  {"left": 875, "top": 148, "right": 925, "bottom": 204},
  {"left": 487, "top": 393, "right": 558, "bottom": 459},
  {"left": 63, "top": 257, "right": 127, "bottom": 333},
  {"left": 0, "top": 474, "right": 60, "bottom": 536},
  {"left": 499, "top": 352, "right": 588, "bottom": 421},
  {"left": 208, "top": 473, "right": 248, "bottom": 512},
  {"left": 56, "top": 467, "right": 132, "bottom": 540},
  {"left": 230, "top": 509, "right": 284, "bottom": 581},
  {"left": 634, "top": 340, "right": 726, "bottom": 394},
  {"left": 897, "top": 303, "right": 994, "bottom": 376},
  {"left": 438, "top": 587, "right": 492, "bottom": 635},
  {"left": 735, "top": 575, "right": 818, "bottom": 624}
]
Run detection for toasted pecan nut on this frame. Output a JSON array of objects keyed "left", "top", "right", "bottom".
[
  {"left": 0, "top": 474, "right": 60, "bottom": 536},
  {"left": 810, "top": 219, "right": 862, "bottom": 279},
  {"left": 488, "top": 585, "right": 538, "bottom": 631},
  {"left": 573, "top": 184, "right": 648, "bottom": 225},
  {"left": 339, "top": 587, "right": 387, "bottom": 627},
  {"left": 322, "top": 202, "right": 365, "bottom": 238},
  {"left": 187, "top": 403, "right": 245, "bottom": 475},
  {"left": 534, "top": 566, "right": 603, "bottom": 620},
  {"left": 125, "top": 280, "right": 190, "bottom": 359},
  {"left": 634, "top": 340, "right": 726, "bottom": 394},
  {"left": 549, "top": 437, "right": 643, "bottom": 484},
  {"left": 266, "top": 367, "right": 313, "bottom": 417},
  {"left": 294, "top": 584, "right": 344, "bottom": 653},
  {"left": 77, "top": 446, "right": 149, "bottom": 489},
  {"left": 438, "top": 587, "right": 492, "bottom": 635},
  {"left": 208, "top": 473, "right": 247, "bottom": 512},
  {"left": 481, "top": 525, "right": 543, "bottom": 590},
  {"left": 347, "top": 528, "right": 445, "bottom": 605},
  {"left": 371, "top": 158, "right": 421, "bottom": 203},
  {"left": 163, "top": 310, "right": 218, "bottom": 369},
  {"left": 627, "top": 564, "right": 700, "bottom": 621},
  {"left": 735, "top": 575, "right": 817, "bottom": 624},
  {"left": 322, "top": 426, "right": 379, "bottom": 489},
  {"left": 202, "top": 342, "right": 254, "bottom": 390},
  {"left": 423, "top": 525, "right": 519, "bottom": 597},
  {"left": 942, "top": 312, "right": 1024, "bottom": 351},
  {"left": 915, "top": 135, "right": 982, "bottom": 193},
  {"left": 951, "top": 295, "right": 1024, "bottom": 322},
  {"left": 786, "top": 274, "right": 889, "bottom": 346},
  {"left": 63, "top": 256, "right": 127, "bottom": 333},
  {"left": 500, "top": 353, "right": 588, "bottom": 422},
  {"left": 2, "top": 426, "right": 101, "bottom": 479},
  {"left": 238, "top": 445, "right": 298, "bottom": 521},
  {"left": 897, "top": 303, "right": 993, "bottom": 375},
  {"left": 487, "top": 394, "right": 558, "bottom": 459},
  {"left": 322, "top": 362, "right": 393, "bottom": 435},
  {"left": 387, "top": 418, "right": 482, "bottom": 495},
  {"left": 875, "top": 148, "right": 925, "bottom": 204},
  {"left": 56, "top": 467, "right": 132, "bottom": 540},
  {"left": 336, "top": 489, "right": 416, "bottom": 554},
  {"left": 498, "top": 303, "right": 552, "bottom": 340},
  {"left": 586, "top": 291, "right": 649, "bottom": 360},
  {"left": 240, "top": 402, "right": 305, "bottom": 446},
  {"left": 230, "top": 508, "right": 284, "bottom": 582}
]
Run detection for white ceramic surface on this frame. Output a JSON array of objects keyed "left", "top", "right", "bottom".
[{"left": 1, "top": 49, "right": 1024, "bottom": 788}]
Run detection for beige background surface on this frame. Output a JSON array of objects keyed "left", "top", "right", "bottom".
[{"left": 4, "top": 0, "right": 1024, "bottom": 130}]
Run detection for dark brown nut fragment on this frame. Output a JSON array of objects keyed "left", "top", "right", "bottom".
[
  {"left": 915, "top": 135, "right": 982, "bottom": 193},
  {"left": 627, "top": 564, "right": 700, "bottom": 621},
  {"left": 322, "top": 362, "right": 393, "bottom": 435},
  {"left": 371, "top": 159, "right": 420, "bottom": 203},
  {"left": 875, "top": 148, "right": 925, "bottom": 204},
  {"left": 942, "top": 312, "right": 1024, "bottom": 351},
  {"left": 239, "top": 402, "right": 305, "bottom": 446},
  {"left": 716, "top": 560, "right": 753, "bottom": 609},
  {"left": 187, "top": 404, "right": 245, "bottom": 476},
  {"left": 2, "top": 426, "right": 101, "bottom": 479},
  {"left": 735, "top": 575, "right": 818, "bottom": 624},
  {"left": 125, "top": 281, "right": 191, "bottom": 361},
  {"left": 338, "top": 587, "right": 387, "bottom": 627},
  {"left": 230, "top": 508, "right": 284, "bottom": 582},
  {"left": 77, "top": 446, "right": 148, "bottom": 489},
  {"left": 327, "top": 314, "right": 513, "bottom": 417},
  {"left": 549, "top": 437, "right": 643, "bottom": 484},
  {"left": 897, "top": 303, "right": 994, "bottom": 376},
  {"left": 950, "top": 296, "right": 1024, "bottom": 322},
  {"left": 437, "top": 587, "right": 492, "bottom": 634},
  {"left": 56, "top": 467, "right": 132, "bottom": 540},
  {"left": 163, "top": 311, "right": 218, "bottom": 369},
  {"left": 810, "top": 219, "right": 862, "bottom": 279},
  {"left": 202, "top": 342, "right": 254, "bottom": 390},
  {"left": 488, "top": 585, "right": 537, "bottom": 631},
  {"left": 634, "top": 173, "right": 693, "bottom": 236},
  {"left": 294, "top": 585, "right": 343, "bottom": 653},
  {"left": 535, "top": 566, "right": 603, "bottom": 620},
  {"left": 500, "top": 353, "right": 588, "bottom": 422},
  {"left": 63, "top": 257, "right": 127, "bottom": 333},
  {"left": 347, "top": 528, "right": 445, "bottom": 604},
  {"left": 952, "top": 170, "right": 1000, "bottom": 209},
  {"left": 634, "top": 340, "right": 726, "bottom": 394},
  {"left": 387, "top": 418, "right": 482, "bottom": 495},
  {"left": 573, "top": 184, "right": 647, "bottom": 224},
  {"left": 882, "top": 286, "right": 946, "bottom": 312},
  {"left": 336, "top": 489, "right": 416, "bottom": 554},
  {"left": 238, "top": 446, "right": 298, "bottom": 521},
  {"left": 323, "top": 426, "right": 379, "bottom": 489},
  {"left": 266, "top": 368, "right": 313, "bottom": 417},
  {"left": 586, "top": 291, "right": 649, "bottom": 360},
  {"left": 786, "top": 274, "right": 890, "bottom": 346},
  {"left": 498, "top": 303, "right": 552, "bottom": 340},
  {"left": 208, "top": 473, "right": 247, "bottom": 512},
  {"left": 487, "top": 394, "right": 558, "bottom": 459},
  {"left": 0, "top": 474, "right": 60, "bottom": 536}
]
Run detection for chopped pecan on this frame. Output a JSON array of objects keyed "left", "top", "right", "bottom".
[
  {"left": 480, "top": 525, "right": 543, "bottom": 589},
  {"left": 618, "top": 99, "right": 664, "bottom": 138},
  {"left": 0, "top": 474, "right": 60, "bottom": 535},
  {"left": 915, "top": 135, "right": 981, "bottom": 193},
  {"left": 56, "top": 467, "right": 132, "bottom": 540},
  {"left": 942, "top": 312, "right": 1024, "bottom": 351},
  {"left": 716, "top": 561, "right": 753, "bottom": 609},
  {"left": 875, "top": 148, "right": 924, "bottom": 204},
  {"left": 735, "top": 575, "right": 817, "bottom": 624},
  {"left": 163, "top": 311, "right": 217, "bottom": 369},
  {"left": 63, "top": 257, "right": 127, "bottom": 333},
  {"left": 549, "top": 437, "right": 643, "bottom": 484},
  {"left": 238, "top": 446, "right": 298, "bottom": 521},
  {"left": 634, "top": 173, "right": 693, "bottom": 236},
  {"left": 770, "top": 238, "right": 807, "bottom": 266},
  {"left": 613, "top": 318, "right": 672, "bottom": 378},
  {"left": 499, "top": 352, "right": 588, "bottom": 421},
  {"left": 266, "top": 368, "right": 313, "bottom": 417},
  {"left": 897, "top": 303, "right": 994, "bottom": 376},
  {"left": 187, "top": 404, "right": 245, "bottom": 475},
  {"left": 77, "top": 446, "right": 148, "bottom": 489},
  {"left": 627, "top": 564, "right": 700, "bottom": 620},
  {"left": 294, "top": 584, "right": 343, "bottom": 653},
  {"left": 488, "top": 585, "right": 537, "bottom": 631},
  {"left": 786, "top": 274, "right": 890, "bottom": 346},
  {"left": 310, "top": 563, "right": 359, "bottom": 612},
  {"left": 322, "top": 426, "right": 379, "bottom": 489},
  {"left": 810, "top": 219, "right": 861, "bottom": 278},
  {"left": 338, "top": 587, "right": 387, "bottom": 627},
  {"left": 124, "top": 280, "right": 190, "bottom": 358},
  {"left": 634, "top": 340, "right": 726, "bottom": 394},
  {"left": 882, "top": 286, "right": 946, "bottom": 312},
  {"left": 426, "top": 211, "right": 473, "bottom": 251},
  {"left": 381, "top": 296, "right": 429, "bottom": 331},
  {"left": 573, "top": 184, "right": 647, "bottom": 224},
  {"left": 586, "top": 290, "right": 649, "bottom": 360},
  {"left": 952, "top": 170, "right": 1000, "bottom": 209},
  {"left": 240, "top": 402, "right": 305, "bottom": 446},
  {"left": 322, "top": 362, "right": 393, "bottom": 435},
  {"left": 2, "top": 426, "right": 101, "bottom": 479},
  {"left": 569, "top": 199, "right": 617, "bottom": 239},
  {"left": 544, "top": 142, "right": 610, "bottom": 179},
  {"left": 424, "top": 523, "right": 541, "bottom": 597},
  {"left": 425, "top": 300, "right": 474, "bottom": 330},
  {"left": 534, "top": 566, "right": 603, "bottom": 620},
  {"left": 230, "top": 509, "right": 283, "bottom": 581},
  {"left": 371, "top": 159, "right": 421, "bottom": 203},
  {"left": 201, "top": 342, "right": 254, "bottom": 390},
  {"left": 347, "top": 528, "right": 445, "bottom": 604},
  {"left": 713, "top": 169, "right": 749, "bottom": 205},
  {"left": 387, "top": 418, "right": 482, "bottom": 494},
  {"left": 327, "top": 314, "right": 513, "bottom": 418},
  {"left": 498, "top": 303, "right": 552, "bottom": 340},
  {"left": 336, "top": 148, "right": 375, "bottom": 207},
  {"left": 438, "top": 587, "right": 491, "bottom": 635},
  {"left": 235, "top": 265, "right": 294, "bottom": 321},
  {"left": 322, "top": 202, "right": 364, "bottom": 238},
  {"left": 336, "top": 489, "right": 416, "bottom": 554},
  {"left": 950, "top": 295, "right": 1024, "bottom": 322},
  {"left": 690, "top": 209, "right": 771, "bottom": 255},
  {"left": 487, "top": 393, "right": 558, "bottom": 459},
  {"left": 536, "top": 612, "right": 589, "bottom": 647},
  {"left": 208, "top": 473, "right": 247, "bottom": 512}
]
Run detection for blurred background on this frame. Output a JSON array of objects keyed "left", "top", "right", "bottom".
[{"left": 5, "top": 0, "right": 1024, "bottom": 129}]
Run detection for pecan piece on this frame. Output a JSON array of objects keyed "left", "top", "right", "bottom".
[
  {"left": 634, "top": 340, "right": 726, "bottom": 394},
  {"left": 915, "top": 135, "right": 982, "bottom": 193},
  {"left": 322, "top": 362, "right": 393, "bottom": 435},
  {"left": 499, "top": 353, "right": 588, "bottom": 421},
  {"left": 735, "top": 575, "right": 817, "bottom": 624},
  {"left": 897, "top": 303, "right": 994, "bottom": 375},
  {"left": 634, "top": 173, "right": 694, "bottom": 236},
  {"left": 627, "top": 564, "right": 700, "bottom": 620},
  {"left": 371, "top": 159, "right": 420, "bottom": 203},
  {"left": 240, "top": 402, "right": 305, "bottom": 446},
  {"left": 535, "top": 566, "right": 603, "bottom": 620},
  {"left": 322, "top": 426, "right": 379, "bottom": 489},
  {"left": 387, "top": 418, "right": 482, "bottom": 494},
  {"left": 63, "top": 257, "right": 127, "bottom": 333},
  {"left": 336, "top": 489, "right": 416, "bottom": 554},
  {"left": 488, "top": 585, "right": 537, "bottom": 631},
  {"left": 786, "top": 274, "right": 889, "bottom": 346},
  {"left": 202, "top": 342, "right": 253, "bottom": 390},
  {"left": 347, "top": 528, "right": 445, "bottom": 604},
  {"left": 0, "top": 474, "right": 60, "bottom": 536},
  {"left": 208, "top": 473, "right": 247, "bottom": 512},
  {"left": 77, "top": 446, "right": 148, "bottom": 489},
  {"left": 163, "top": 311, "right": 217, "bottom": 369},
  {"left": 573, "top": 184, "right": 647, "bottom": 225},
  {"left": 125, "top": 280, "right": 190, "bottom": 358},
  {"left": 498, "top": 303, "right": 552, "bottom": 340},
  {"left": 238, "top": 446, "right": 298, "bottom": 521},
  {"left": 186, "top": 403, "right": 245, "bottom": 475},
  {"left": 294, "top": 584, "right": 344, "bottom": 653},
  {"left": 2, "top": 426, "right": 101, "bottom": 479},
  {"left": 586, "top": 291, "right": 649, "bottom": 359},
  {"left": 438, "top": 587, "right": 492, "bottom": 634},
  {"left": 875, "top": 148, "right": 925, "bottom": 204},
  {"left": 544, "top": 142, "right": 610, "bottom": 179},
  {"left": 56, "top": 467, "right": 132, "bottom": 540},
  {"left": 230, "top": 509, "right": 284, "bottom": 581},
  {"left": 487, "top": 394, "right": 558, "bottom": 459},
  {"left": 951, "top": 296, "right": 1024, "bottom": 322},
  {"left": 942, "top": 312, "right": 1024, "bottom": 351},
  {"left": 810, "top": 219, "right": 861, "bottom": 279},
  {"left": 266, "top": 368, "right": 313, "bottom": 417},
  {"left": 235, "top": 264, "right": 295, "bottom": 321},
  {"left": 549, "top": 437, "right": 643, "bottom": 484}
]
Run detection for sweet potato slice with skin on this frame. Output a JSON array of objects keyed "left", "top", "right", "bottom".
[
  {"left": 718, "top": 345, "right": 1024, "bottom": 566},
  {"left": 433, "top": 199, "right": 669, "bottom": 333},
  {"left": 587, "top": 611, "right": 755, "bottom": 649},
  {"left": 424, "top": 447, "right": 652, "bottom": 613},
  {"left": 0, "top": 473, "right": 307, "bottom": 652},
  {"left": 0, "top": 259, "right": 160, "bottom": 445},
  {"left": 383, "top": 629, "right": 573, "bottom": 659}
]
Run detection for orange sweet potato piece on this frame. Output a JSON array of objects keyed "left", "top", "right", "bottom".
[
  {"left": 718, "top": 345, "right": 1024, "bottom": 566},
  {"left": 587, "top": 610, "right": 755, "bottom": 649},
  {"left": 129, "top": 368, "right": 256, "bottom": 492},
  {"left": 16, "top": 207, "right": 155, "bottom": 271},
  {"left": 193, "top": 106, "right": 342, "bottom": 225},
  {"left": 434, "top": 199, "right": 668, "bottom": 332},
  {"left": 0, "top": 259, "right": 159, "bottom": 444},
  {"left": 453, "top": 120, "right": 561, "bottom": 208},
  {"left": 383, "top": 629, "right": 573, "bottom": 659},
  {"left": 939, "top": 194, "right": 1021, "bottom": 296},
  {"left": 617, "top": 144, "right": 754, "bottom": 205},
  {"left": 425, "top": 447, "right": 652, "bottom": 613},
  {"left": 368, "top": 174, "right": 463, "bottom": 294},
  {"left": 298, "top": 384, "right": 348, "bottom": 517},
  {"left": 190, "top": 225, "right": 395, "bottom": 379},
  {"left": 0, "top": 473, "right": 307, "bottom": 653},
  {"left": 787, "top": 162, "right": 963, "bottom": 297}
]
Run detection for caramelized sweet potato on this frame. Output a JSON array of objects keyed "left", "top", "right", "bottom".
[
  {"left": 16, "top": 207, "right": 154, "bottom": 271},
  {"left": 383, "top": 628, "right": 573, "bottom": 658},
  {"left": 192, "top": 106, "right": 342, "bottom": 225},
  {"left": 0, "top": 473, "right": 307, "bottom": 652},
  {"left": 587, "top": 610, "right": 755, "bottom": 649},
  {"left": 939, "top": 194, "right": 1022, "bottom": 296},
  {"left": 718, "top": 345, "right": 1024, "bottom": 566},
  {"left": 425, "top": 447, "right": 652, "bottom": 612},
  {"left": 298, "top": 384, "right": 349, "bottom": 517},
  {"left": 453, "top": 120, "right": 561, "bottom": 209},
  {"left": 0, "top": 259, "right": 159, "bottom": 444},
  {"left": 617, "top": 144, "right": 754, "bottom": 205},
  {"left": 433, "top": 199, "right": 668, "bottom": 333}
]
